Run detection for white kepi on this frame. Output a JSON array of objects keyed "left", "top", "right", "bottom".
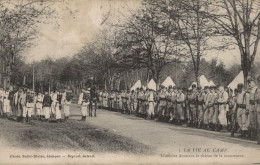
[
  {"left": 228, "top": 71, "right": 244, "bottom": 90},
  {"left": 130, "top": 80, "right": 141, "bottom": 91},
  {"left": 147, "top": 79, "right": 157, "bottom": 91},
  {"left": 161, "top": 76, "right": 176, "bottom": 88}
]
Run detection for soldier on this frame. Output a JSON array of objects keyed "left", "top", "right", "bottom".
[
  {"left": 157, "top": 85, "right": 167, "bottom": 121},
  {"left": 207, "top": 86, "right": 218, "bottom": 130},
  {"left": 36, "top": 91, "right": 43, "bottom": 120},
  {"left": 186, "top": 89, "right": 192, "bottom": 125},
  {"left": 0, "top": 87, "right": 3, "bottom": 116},
  {"left": 116, "top": 90, "right": 122, "bottom": 113},
  {"left": 23, "top": 89, "right": 35, "bottom": 123},
  {"left": 197, "top": 87, "right": 205, "bottom": 128},
  {"left": 247, "top": 77, "right": 259, "bottom": 140},
  {"left": 78, "top": 89, "right": 87, "bottom": 121},
  {"left": 137, "top": 88, "right": 144, "bottom": 117},
  {"left": 255, "top": 76, "right": 260, "bottom": 144},
  {"left": 63, "top": 89, "right": 73, "bottom": 121},
  {"left": 102, "top": 90, "right": 108, "bottom": 110},
  {"left": 142, "top": 89, "right": 149, "bottom": 118},
  {"left": 176, "top": 88, "right": 185, "bottom": 124},
  {"left": 125, "top": 89, "right": 131, "bottom": 114},
  {"left": 217, "top": 85, "right": 229, "bottom": 132},
  {"left": 212, "top": 86, "right": 220, "bottom": 131},
  {"left": 54, "top": 90, "right": 62, "bottom": 122},
  {"left": 230, "top": 88, "right": 238, "bottom": 137},
  {"left": 108, "top": 90, "right": 115, "bottom": 111},
  {"left": 3, "top": 88, "right": 10, "bottom": 118},
  {"left": 167, "top": 86, "right": 175, "bottom": 123},
  {"left": 147, "top": 89, "right": 155, "bottom": 119},
  {"left": 121, "top": 90, "right": 126, "bottom": 113},
  {"left": 203, "top": 86, "right": 211, "bottom": 129},
  {"left": 43, "top": 90, "right": 52, "bottom": 122},
  {"left": 130, "top": 90, "right": 137, "bottom": 114},
  {"left": 236, "top": 83, "right": 250, "bottom": 138},
  {"left": 190, "top": 85, "right": 198, "bottom": 127}
]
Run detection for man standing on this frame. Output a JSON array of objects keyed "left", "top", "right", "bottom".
[
  {"left": 247, "top": 77, "right": 259, "bottom": 140},
  {"left": 190, "top": 85, "right": 198, "bottom": 127},
  {"left": 125, "top": 89, "right": 131, "bottom": 114},
  {"left": 208, "top": 86, "right": 217, "bottom": 130},
  {"left": 78, "top": 89, "right": 89, "bottom": 121},
  {"left": 24, "top": 90, "right": 35, "bottom": 123},
  {"left": 255, "top": 76, "right": 260, "bottom": 144},
  {"left": 130, "top": 90, "right": 137, "bottom": 114},
  {"left": 36, "top": 92, "right": 43, "bottom": 120},
  {"left": 236, "top": 83, "right": 250, "bottom": 138},
  {"left": 167, "top": 86, "right": 175, "bottom": 123},
  {"left": 217, "top": 85, "right": 229, "bottom": 132},
  {"left": 147, "top": 89, "right": 155, "bottom": 119},
  {"left": 176, "top": 88, "right": 185, "bottom": 124},
  {"left": 203, "top": 86, "right": 211, "bottom": 129},
  {"left": 157, "top": 85, "right": 167, "bottom": 121},
  {"left": 197, "top": 87, "right": 205, "bottom": 128},
  {"left": 43, "top": 91, "right": 52, "bottom": 122}
]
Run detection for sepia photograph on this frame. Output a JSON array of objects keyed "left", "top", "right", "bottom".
[{"left": 0, "top": 0, "right": 259, "bottom": 164}]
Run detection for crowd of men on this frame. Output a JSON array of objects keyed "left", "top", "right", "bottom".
[
  {"left": 0, "top": 86, "right": 73, "bottom": 123},
  {"left": 97, "top": 77, "right": 260, "bottom": 144}
]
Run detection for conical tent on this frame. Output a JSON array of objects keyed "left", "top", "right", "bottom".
[
  {"left": 161, "top": 76, "right": 175, "bottom": 88},
  {"left": 208, "top": 80, "right": 216, "bottom": 86},
  {"left": 228, "top": 71, "right": 244, "bottom": 90},
  {"left": 147, "top": 79, "right": 157, "bottom": 91},
  {"left": 130, "top": 80, "right": 141, "bottom": 91},
  {"left": 188, "top": 75, "right": 210, "bottom": 89},
  {"left": 199, "top": 75, "right": 210, "bottom": 88}
]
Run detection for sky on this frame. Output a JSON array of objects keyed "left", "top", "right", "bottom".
[{"left": 24, "top": 0, "right": 260, "bottom": 68}]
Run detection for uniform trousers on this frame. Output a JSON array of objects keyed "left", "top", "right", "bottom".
[
  {"left": 218, "top": 105, "right": 228, "bottom": 126},
  {"left": 190, "top": 105, "right": 197, "bottom": 122},
  {"left": 249, "top": 104, "right": 257, "bottom": 129},
  {"left": 197, "top": 104, "right": 204, "bottom": 121},
  {"left": 81, "top": 104, "right": 89, "bottom": 117},
  {"left": 237, "top": 108, "right": 249, "bottom": 131},
  {"left": 55, "top": 105, "right": 61, "bottom": 119},
  {"left": 176, "top": 103, "right": 184, "bottom": 120},
  {"left": 44, "top": 107, "right": 51, "bottom": 119}
]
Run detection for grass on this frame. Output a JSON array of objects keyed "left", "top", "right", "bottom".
[{"left": 0, "top": 118, "right": 153, "bottom": 155}]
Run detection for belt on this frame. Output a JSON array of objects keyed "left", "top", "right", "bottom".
[{"left": 237, "top": 104, "right": 246, "bottom": 109}]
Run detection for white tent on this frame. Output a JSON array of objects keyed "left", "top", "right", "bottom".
[
  {"left": 188, "top": 75, "right": 210, "bottom": 89},
  {"left": 161, "top": 76, "right": 176, "bottom": 88},
  {"left": 228, "top": 71, "right": 244, "bottom": 90},
  {"left": 147, "top": 79, "right": 157, "bottom": 91},
  {"left": 208, "top": 80, "right": 216, "bottom": 86},
  {"left": 130, "top": 80, "right": 141, "bottom": 91}
]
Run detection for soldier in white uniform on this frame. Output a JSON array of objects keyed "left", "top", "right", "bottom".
[
  {"left": 236, "top": 83, "right": 250, "bottom": 138},
  {"left": 176, "top": 88, "right": 185, "bottom": 124},
  {"left": 3, "top": 88, "right": 10, "bottom": 117},
  {"left": 78, "top": 89, "right": 90, "bottom": 121},
  {"left": 52, "top": 90, "right": 62, "bottom": 122},
  {"left": 217, "top": 85, "right": 229, "bottom": 132},
  {"left": 36, "top": 92, "right": 43, "bottom": 120},
  {"left": 63, "top": 90, "right": 73, "bottom": 121}
]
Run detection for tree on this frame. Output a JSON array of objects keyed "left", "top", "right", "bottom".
[
  {"left": 158, "top": 0, "right": 222, "bottom": 86},
  {"left": 113, "top": 0, "right": 179, "bottom": 88},
  {"left": 209, "top": 0, "right": 260, "bottom": 85}
]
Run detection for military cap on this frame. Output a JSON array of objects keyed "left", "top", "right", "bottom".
[
  {"left": 192, "top": 84, "right": 197, "bottom": 88},
  {"left": 197, "top": 86, "right": 202, "bottom": 90},
  {"left": 140, "top": 87, "right": 143, "bottom": 90},
  {"left": 210, "top": 86, "right": 215, "bottom": 90},
  {"left": 160, "top": 85, "right": 165, "bottom": 88},
  {"left": 136, "top": 88, "right": 140, "bottom": 90},
  {"left": 173, "top": 86, "right": 177, "bottom": 89},
  {"left": 168, "top": 85, "right": 173, "bottom": 89},
  {"left": 237, "top": 83, "right": 244, "bottom": 89},
  {"left": 204, "top": 86, "right": 209, "bottom": 89}
]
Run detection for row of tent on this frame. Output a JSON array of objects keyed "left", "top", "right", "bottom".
[{"left": 130, "top": 71, "right": 244, "bottom": 91}]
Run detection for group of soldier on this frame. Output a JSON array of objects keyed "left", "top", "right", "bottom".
[
  {"left": 0, "top": 86, "right": 73, "bottom": 123},
  {"left": 97, "top": 77, "right": 260, "bottom": 144}
]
